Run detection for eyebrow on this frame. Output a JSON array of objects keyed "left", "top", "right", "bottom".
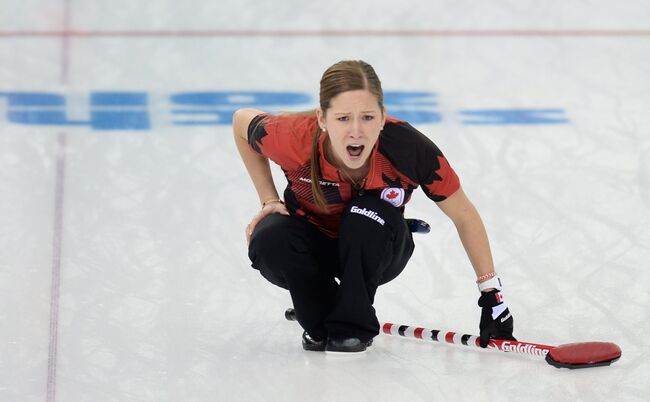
[{"left": 333, "top": 111, "right": 378, "bottom": 115}]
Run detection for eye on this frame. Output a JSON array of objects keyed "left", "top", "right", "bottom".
[
  {"left": 362, "top": 115, "right": 375, "bottom": 121},
  {"left": 337, "top": 116, "right": 349, "bottom": 122}
]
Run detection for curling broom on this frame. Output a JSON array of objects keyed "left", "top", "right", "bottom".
[{"left": 284, "top": 307, "right": 621, "bottom": 369}]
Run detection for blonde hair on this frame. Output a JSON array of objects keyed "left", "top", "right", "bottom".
[{"left": 310, "top": 60, "right": 384, "bottom": 211}]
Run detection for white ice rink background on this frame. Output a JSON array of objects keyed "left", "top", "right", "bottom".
[{"left": 1, "top": 1, "right": 649, "bottom": 401}]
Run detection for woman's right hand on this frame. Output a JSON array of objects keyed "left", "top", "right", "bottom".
[{"left": 246, "top": 200, "right": 290, "bottom": 244}]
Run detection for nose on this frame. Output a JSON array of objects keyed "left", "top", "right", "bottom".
[{"left": 350, "top": 118, "right": 363, "bottom": 138}]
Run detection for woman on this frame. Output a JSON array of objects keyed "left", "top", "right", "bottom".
[{"left": 233, "top": 60, "right": 515, "bottom": 353}]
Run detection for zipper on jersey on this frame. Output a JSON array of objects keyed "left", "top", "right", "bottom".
[{"left": 336, "top": 170, "right": 364, "bottom": 197}]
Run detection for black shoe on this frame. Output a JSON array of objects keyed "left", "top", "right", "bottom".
[
  {"left": 302, "top": 331, "right": 326, "bottom": 351},
  {"left": 325, "top": 337, "right": 372, "bottom": 353}
]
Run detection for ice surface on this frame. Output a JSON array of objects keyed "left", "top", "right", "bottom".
[{"left": 1, "top": 1, "right": 649, "bottom": 401}]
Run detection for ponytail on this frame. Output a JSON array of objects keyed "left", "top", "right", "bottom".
[{"left": 309, "top": 125, "right": 328, "bottom": 212}]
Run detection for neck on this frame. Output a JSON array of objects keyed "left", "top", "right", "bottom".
[
  {"left": 340, "top": 164, "right": 369, "bottom": 184},
  {"left": 323, "top": 138, "right": 370, "bottom": 184}
]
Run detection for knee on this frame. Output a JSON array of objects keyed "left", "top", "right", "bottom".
[
  {"left": 248, "top": 214, "right": 313, "bottom": 266},
  {"left": 250, "top": 215, "right": 292, "bottom": 260}
]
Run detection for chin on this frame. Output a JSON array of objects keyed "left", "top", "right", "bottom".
[{"left": 344, "top": 158, "right": 367, "bottom": 170}]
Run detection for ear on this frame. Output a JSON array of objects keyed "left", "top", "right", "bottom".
[
  {"left": 316, "top": 108, "right": 326, "bottom": 131},
  {"left": 381, "top": 106, "right": 387, "bottom": 127}
]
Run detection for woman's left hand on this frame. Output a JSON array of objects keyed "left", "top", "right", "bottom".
[{"left": 478, "top": 289, "right": 516, "bottom": 347}]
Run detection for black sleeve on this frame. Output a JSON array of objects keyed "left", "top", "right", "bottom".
[{"left": 247, "top": 113, "right": 269, "bottom": 154}]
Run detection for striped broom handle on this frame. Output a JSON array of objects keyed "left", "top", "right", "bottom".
[{"left": 382, "top": 322, "right": 553, "bottom": 358}]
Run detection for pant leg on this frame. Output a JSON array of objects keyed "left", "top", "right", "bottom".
[
  {"left": 325, "top": 195, "right": 414, "bottom": 342},
  {"left": 248, "top": 213, "right": 338, "bottom": 339}
]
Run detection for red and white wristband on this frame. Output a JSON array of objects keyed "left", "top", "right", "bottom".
[{"left": 476, "top": 272, "right": 502, "bottom": 292}]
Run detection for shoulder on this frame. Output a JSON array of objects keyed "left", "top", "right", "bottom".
[
  {"left": 378, "top": 116, "right": 453, "bottom": 184},
  {"left": 379, "top": 116, "right": 444, "bottom": 160},
  {"left": 259, "top": 113, "right": 317, "bottom": 138},
  {"left": 248, "top": 112, "right": 318, "bottom": 169}
]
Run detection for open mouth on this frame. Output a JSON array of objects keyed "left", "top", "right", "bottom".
[{"left": 346, "top": 145, "right": 364, "bottom": 157}]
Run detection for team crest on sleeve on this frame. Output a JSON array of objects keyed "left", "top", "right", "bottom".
[{"left": 381, "top": 188, "right": 405, "bottom": 207}]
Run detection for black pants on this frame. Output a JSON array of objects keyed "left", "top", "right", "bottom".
[{"left": 248, "top": 195, "right": 414, "bottom": 342}]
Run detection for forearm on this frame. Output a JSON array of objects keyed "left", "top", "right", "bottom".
[
  {"left": 453, "top": 204, "right": 496, "bottom": 279},
  {"left": 437, "top": 188, "right": 496, "bottom": 279},
  {"left": 232, "top": 109, "right": 280, "bottom": 205}
]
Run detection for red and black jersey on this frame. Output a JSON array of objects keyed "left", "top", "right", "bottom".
[{"left": 248, "top": 113, "right": 460, "bottom": 238}]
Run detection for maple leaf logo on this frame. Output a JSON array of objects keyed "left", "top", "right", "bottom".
[{"left": 381, "top": 187, "right": 405, "bottom": 207}]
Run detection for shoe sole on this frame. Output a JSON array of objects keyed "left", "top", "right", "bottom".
[
  {"left": 303, "top": 345, "right": 326, "bottom": 352},
  {"left": 325, "top": 349, "right": 367, "bottom": 355},
  {"left": 325, "top": 344, "right": 368, "bottom": 354}
]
